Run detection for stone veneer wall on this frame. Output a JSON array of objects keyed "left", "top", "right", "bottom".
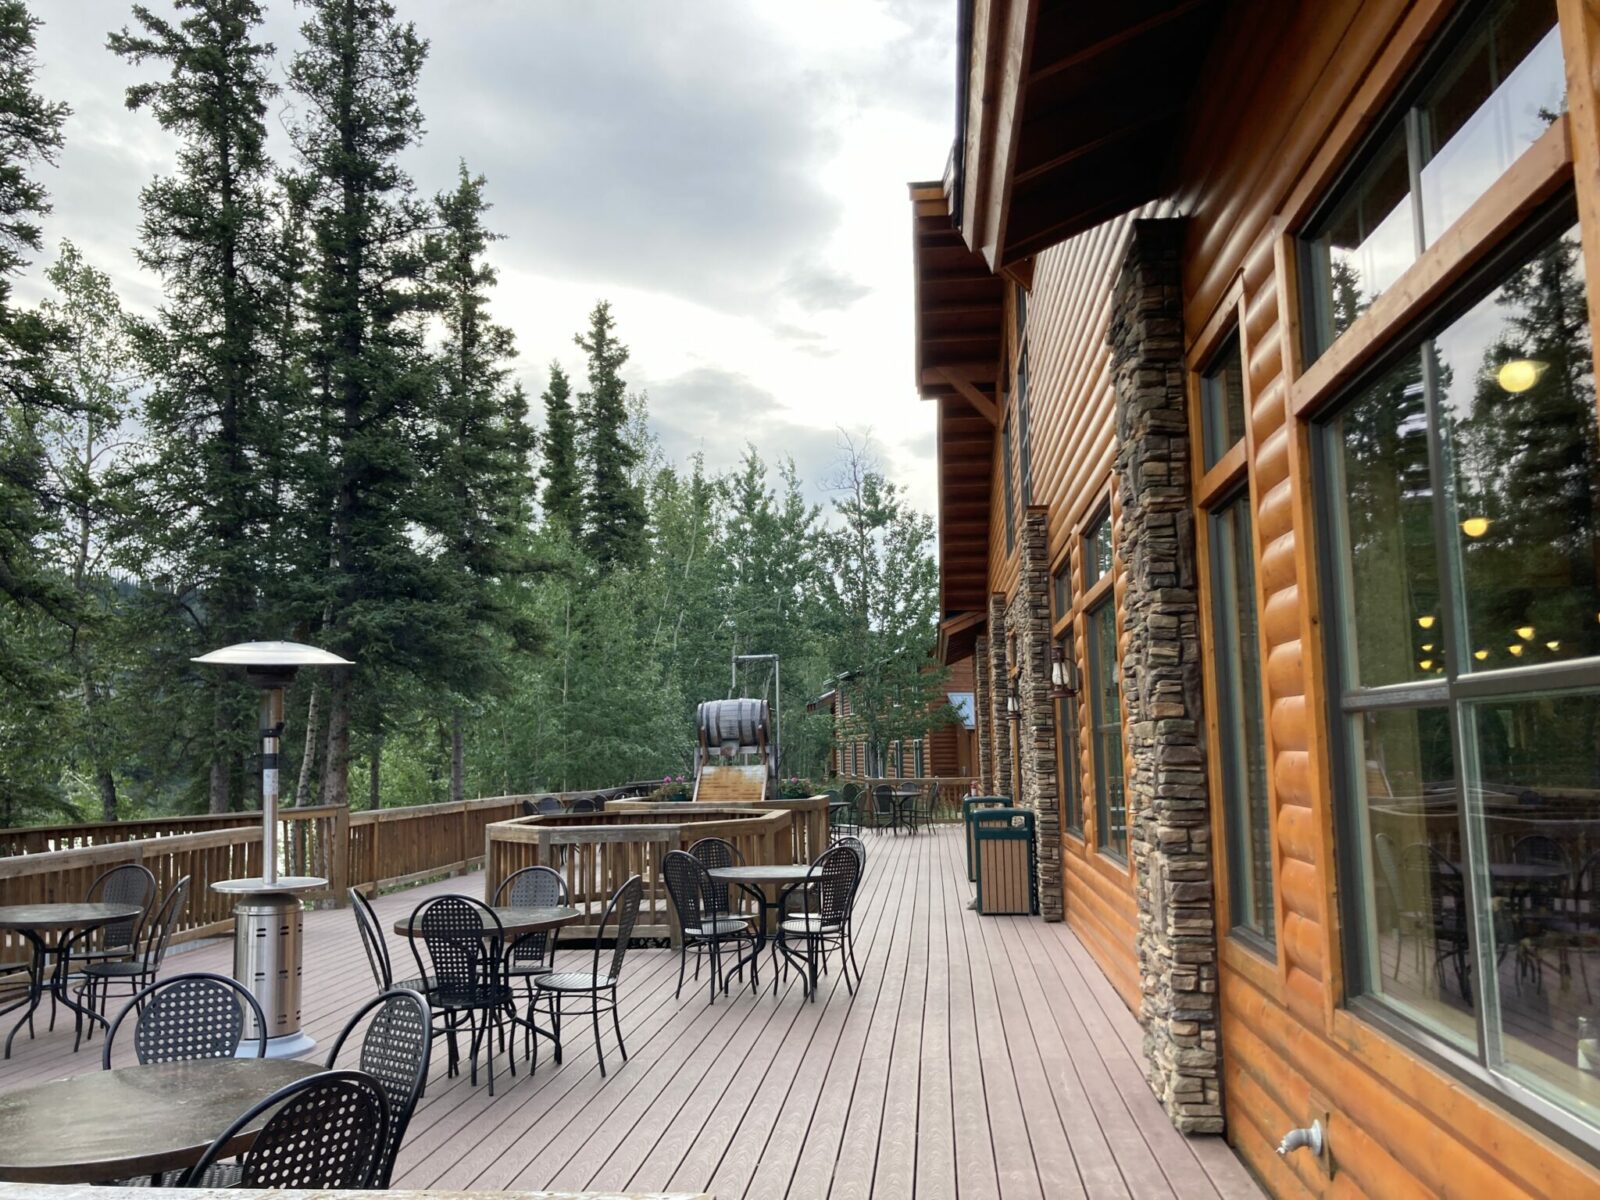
[
  {"left": 1108, "top": 218, "right": 1222, "bottom": 1135},
  {"left": 984, "top": 594, "right": 1011, "bottom": 798},
  {"left": 973, "top": 632, "right": 993, "bottom": 792},
  {"left": 1007, "top": 508, "right": 1061, "bottom": 921}
]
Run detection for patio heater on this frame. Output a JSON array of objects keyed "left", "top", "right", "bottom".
[{"left": 193, "top": 640, "right": 351, "bottom": 1058}]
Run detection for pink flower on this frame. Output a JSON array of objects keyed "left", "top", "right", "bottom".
[{"left": 662, "top": 775, "right": 671, "bottom": 784}]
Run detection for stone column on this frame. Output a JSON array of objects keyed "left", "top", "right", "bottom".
[
  {"left": 1109, "top": 218, "right": 1221, "bottom": 1135},
  {"left": 986, "top": 593, "right": 1011, "bottom": 798},
  {"left": 973, "top": 632, "right": 993, "bottom": 792},
  {"left": 1008, "top": 508, "right": 1061, "bottom": 920}
]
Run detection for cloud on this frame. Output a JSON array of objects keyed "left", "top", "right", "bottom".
[{"left": 782, "top": 259, "right": 871, "bottom": 313}]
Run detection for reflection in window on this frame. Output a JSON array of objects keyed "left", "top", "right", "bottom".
[
  {"left": 1018, "top": 345, "right": 1033, "bottom": 506},
  {"left": 1087, "top": 599, "right": 1125, "bottom": 859},
  {"left": 1324, "top": 359, "right": 1440, "bottom": 689},
  {"left": 1085, "top": 508, "right": 1113, "bottom": 588},
  {"left": 1210, "top": 492, "right": 1274, "bottom": 946},
  {"left": 1002, "top": 412, "right": 1016, "bottom": 554},
  {"left": 1468, "top": 693, "right": 1600, "bottom": 1128},
  {"left": 1300, "top": 0, "right": 1562, "bottom": 362},
  {"left": 1438, "top": 227, "right": 1600, "bottom": 669},
  {"left": 1201, "top": 333, "right": 1248, "bottom": 469},
  {"left": 1052, "top": 562, "right": 1071, "bottom": 620},
  {"left": 1056, "top": 631, "right": 1083, "bottom": 835}
]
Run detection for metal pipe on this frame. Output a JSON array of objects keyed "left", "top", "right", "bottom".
[
  {"left": 1276, "top": 1119, "right": 1323, "bottom": 1158},
  {"left": 260, "top": 687, "right": 283, "bottom": 885}
]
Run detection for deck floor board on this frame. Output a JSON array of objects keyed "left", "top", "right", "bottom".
[{"left": 0, "top": 825, "right": 1262, "bottom": 1200}]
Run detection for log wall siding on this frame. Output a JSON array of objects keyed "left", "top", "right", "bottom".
[{"left": 1165, "top": 0, "right": 1600, "bottom": 1194}]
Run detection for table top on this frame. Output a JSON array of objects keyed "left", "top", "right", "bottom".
[
  {"left": 1469, "top": 861, "right": 1571, "bottom": 883},
  {"left": 0, "top": 1058, "right": 322, "bottom": 1184},
  {"left": 706, "top": 864, "right": 816, "bottom": 885},
  {"left": 0, "top": 903, "right": 141, "bottom": 934},
  {"left": 393, "top": 904, "right": 581, "bottom": 938}
]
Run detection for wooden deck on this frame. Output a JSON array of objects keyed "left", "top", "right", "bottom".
[{"left": 0, "top": 825, "right": 1262, "bottom": 1199}]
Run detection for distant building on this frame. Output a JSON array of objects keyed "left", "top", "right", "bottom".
[
  {"left": 911, "top": 0, "right": 1600, "bottom": 1193},
  {"left": 811, "top": 657, "right": 976, "bottom": 780}
]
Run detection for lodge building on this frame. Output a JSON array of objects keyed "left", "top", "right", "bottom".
[{"left": 912, "top": 0, "right": 1600, "bottom": 1193}]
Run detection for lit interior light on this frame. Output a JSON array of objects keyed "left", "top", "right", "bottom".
[
  {"left": 1417, "top": 615, "right": 1436, "bottom": 630},
  {"left": 1496, "top": 359, "right": 1547, "bottom": 394},
  {"left": 1419, "top": 659, "right": 1434, "bottom": 670},
  {"left": 1508, "top": 644, "right": 1525, "bottom": 657},
  {"left": 1473, "top": 649, "right": 1489, "bottom": 661},
  {"left": 1460, "top": 516, "right": 1491, "bottom": 538},
  {"left": 1546, "top": 640, "right": 1561, "bottom": 651},
  {"left": 1516, "top": 625, "right": 1535, "bottom": 641},
  {"left": 1420, "top": 643, "right": 1434, "bottom": 652}
]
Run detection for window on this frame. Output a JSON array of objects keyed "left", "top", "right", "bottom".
[
  {"left": 1017, "top": 344, "right": 1034, "bottom": 506},
  {"left": 1086, "top": 598, "right": 1126, "bottom": 860},
  {"left": 1209, "top": 489, "right": 1274, "bottom": 947},
  {"left": 1084, "top": 507, "right": 1113, "bottom": 588},
  {"left": 1319, "top": 216, "right": 1600, "bottom": 1136},
  {"left": 1300, "top": 0, "right": 1564, "bottom": 362},
  {"left": 1052, "top": 561, "right": 1072, "bottom": 618},
  {"left": 1002, "top": 412, "right": 1017, "bottom": 554},
  {"left": 1056, "top": 630, "right": 1084, "bottom": 835},
  {"left": 1201, "top": 333, "right": 1248, "bottom": 468}
]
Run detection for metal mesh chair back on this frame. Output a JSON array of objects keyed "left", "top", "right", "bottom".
[
  {"left": 105, "top": 972, "right": 267, "bottom": 1068},
  {"left": 413, "top": 895, "right": 500, "bottom": 993},
  {"left": 809, "top": 845, "right": 861, "bottom": 926},
  {"left": 840, "top": 782, "right": 861, "bottom": 807},
  {"left": 688, "top": 837, "right": 742, "bottom": 912},
  {"left": 494, "top": 866, "right": 567, "bottom": 971},
  {"left": 570, "top": 796, "right": 599, "bottom": 813},
  {"left": 184, "top": 1070, "right": 388, "bottom": 1190},
  {"left": 663, "top": 851, "right": 712, "bottom": 934},
  {"left": 594, "top": 875, "right": 644, "bottom": 983},
  {"left": 873, "top": 784, "right": 895, "bottom": 820},
  {"left": 351, "top": 887, "right": 395, "bottom": 990},
  {"left": 139, "top": 875, "right": 190, "bottom": 969},
  {"left": 1511, "top": 834, "right": 1568, "bottom": 869},
  {"left": 839, "top": 836, "right": 867, "bottom": 879},
  {"left": 1399, "top": 843, "right": 1466, "bottom": 936},
  {"left": 326, "top": 989, "right": 430, "bottom": 1188},
  {"left": 86, "top": 863, "right": 157, "bottom": 954},
  {"left": 536, "top": 795, "right": 563, "bottom": 814}
]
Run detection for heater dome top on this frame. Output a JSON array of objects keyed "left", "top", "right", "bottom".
[{"left": 192, "top": 640, "right": 352, "bottom": 668}]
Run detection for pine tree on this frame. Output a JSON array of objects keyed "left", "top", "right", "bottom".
[
  {"left": 574, "top": 301, "right": 644, "bottom": 568},
  {"left": 288, "top": 0, "right": 442, "bottom": 809},
  {"left": 0, "top": 0, "right": 71, "bottom": 699},
  {"left": 111, "top": 0, "right": 283, "bottom": 812},
  {"left": 539, "top": 362, "right": 581, "bottom": 537},
  {"left": 426, "top": 162, "right": 537, "bottom": 804}
]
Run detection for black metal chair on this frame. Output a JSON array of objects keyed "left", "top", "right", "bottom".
[
  {"left": 408, "top": 894, "right": 515, "bottom": 1094},
  {"left": 493, "top": 865, "right": 568, "bottom": 1060},
  {"left": 532, "top": 875, "right": 643, "bottom": 1078},
  {"left": 178, "top": 1070, "right": 389, "bottom": 1190},
  {"left": 569, "top": 795, "right": 600, "bottom": 814},
  {"left": 102, "top": 972, "right": 267, "bottom": 1067},
  {"left": 871, "top": 784, "right": 897, "bottom": 835},
  {"left": 78, "top": 875, "right": 190, "bottom": 1045},
  {"left": 351, "top": 886, "right": 432, "bottom": 998},
  {"left": 536, "top": 795, "right": 564, "bottom": 814},
  {"left": 1398, "top": 842, "right": 1472, "bottom": 1002},
  {"left": 777, "top": 845, "right": 863, "bottom": 1002},
  {"left": 326, "top": 989, "right": 431, "bottom": 1188},
  {"left": 688, "top": 836, "right": 744, "bottom": 915},
  {"left": 78, "top": 863, "right": 158, "bottom": 968},
  {"left": 838, "top": 836, "right": 868, "bottom": 981},
  {"left": 663, "top": 851, "right": 755, "bottom": 1003}
]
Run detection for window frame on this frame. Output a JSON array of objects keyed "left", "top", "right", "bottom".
[{"left": 1311, "top": 193, "right": 1600, "bottom": 1153}]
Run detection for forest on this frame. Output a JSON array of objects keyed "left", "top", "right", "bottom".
[{"left": 0, "top": 0, "right": 951, "bottom": 828}]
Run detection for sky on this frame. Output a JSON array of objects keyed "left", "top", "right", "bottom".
[{"left": 20, "top": 0, "right": 958, "bottom": 516}]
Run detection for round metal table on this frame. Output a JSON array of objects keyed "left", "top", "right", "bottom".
[
  {"left": 0, "top": 903, "right": 142, "bottom": 1059},
  {"left": 706, "top": 864, "right": 818, "bottom": 995},
  {"left": 0, "top": 1057, "right": 323, "bottom": 1183},
  {"left": 392, "top": 905, "right": 581, "bottom": 938}
]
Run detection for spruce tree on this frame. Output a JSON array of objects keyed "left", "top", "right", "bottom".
[
  {"left": 0, "top": 0, "right": 71, "bottom": 698},
  {"left": 539, "top": 362, "right": 580, "bottom": 537},
  {"left": 574, "top": 301, "right": 644, "bottom": 568},
  {"left": 288, "top": 0, "right": 441, "bottom": 809},
  {"left": 111, "top": 0, "right": 283, "bottom": 812}
]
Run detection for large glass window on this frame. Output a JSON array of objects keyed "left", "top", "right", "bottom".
[
  {"left": 1210, "top": 491, "right": 1275, "bottom": 947},
  {"left": 1018, "top": 345, "right": 1034, "bottom": 506},
  {"left": 1320, "top": 216, "right": 1600, "bottom": 1137},
  {"left": 1087, "top": 598, "right": 1126, "bottom": 860},
  {"left": 1002, "top": 412, "right": 1017, "bottom": 554},
  {"left": 1201, "top": 333, "right": 1248, "bottom": 469},
  {"left": 1085, "top": 507, "right": 1113, "bottom": 588},
  {"left": 1301, "top": 0, "right": 1563, "bottom": 361},
  {"left": 1056, "top": 630, "right": 1084, "bottom": 835}
]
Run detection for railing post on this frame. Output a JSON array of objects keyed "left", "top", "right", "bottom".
[{"left": 329, "top": 804, "right": 350, "bottom": 905}]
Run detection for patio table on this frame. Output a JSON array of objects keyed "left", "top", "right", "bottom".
[
  {"left": 0, "top": 1057, "right": 322, "bottom": 1184},
  {"left": 0, "top": 903, "right": 142, "bottom": 1058},
  {"left": 706, "top": 863, "right": 816, "bottom": 994},
  {"left": 392, "top": 904, "right": 581, "bottom": 940}
]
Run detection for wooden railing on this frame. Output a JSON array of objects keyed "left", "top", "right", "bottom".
[
  {"left": 484, "top": 805, "right": 802, "bottom": 944},
  {"left": 606, "top": 794, "right": 832, "bottom": 863},
  {"left": 837, "top": 777, "right": 975, "bottom": 820},
  {"left": 0, "top": 794, "right": 534, "bottom": 958}
]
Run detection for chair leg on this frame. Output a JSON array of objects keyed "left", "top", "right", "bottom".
[
  {"left": 611, "top": 987, "right": 627, "bottom": 1063},
  {"left": 676, "top": 942, "right": 687, "bottom": 999},
  {"left": 592, "top": 995, "right": 607, "bottom": 1078}
]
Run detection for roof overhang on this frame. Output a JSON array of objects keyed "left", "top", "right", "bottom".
[
  {"left": 910, "top": 180, "right": 1002, "bottom": 622},
  {"left": 937, "top": 610, "right": 987, "bottom": 666},
  {"left": 956, "top": 0, "right": 1223, "bottom": 270}
]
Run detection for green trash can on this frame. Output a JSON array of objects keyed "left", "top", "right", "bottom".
[
  {"left": 963, "top": 796, "right": 1011, "bottom": 882},
  {"left": 973, "top": 808, "right": 1037, "bottom": 915}
]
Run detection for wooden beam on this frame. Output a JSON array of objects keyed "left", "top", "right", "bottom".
[{"left": 935, "top": 367, "right": 999, "bottom": 426}]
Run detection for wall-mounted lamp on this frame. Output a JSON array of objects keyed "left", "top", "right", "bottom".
[
  {"left": 1050, "top": 644, "right": 1078, "bottom": 698},
  {"left": 1006, "top": 689, "right": 1021, "bottom": 721}
]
